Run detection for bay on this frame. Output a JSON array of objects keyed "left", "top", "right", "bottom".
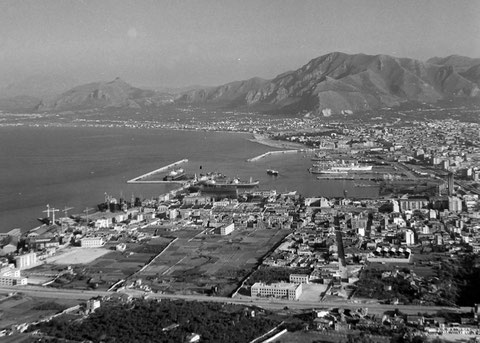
[{"left": 0, "top": 126, "right": 378, "bottom": 233}]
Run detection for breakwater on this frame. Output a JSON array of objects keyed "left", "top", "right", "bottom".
[
  {"left": 247, "top": 149, "right": 313, "bottom": 162},
  {"left": 127, "top": 159, "right": 188, "bottom": 183}
]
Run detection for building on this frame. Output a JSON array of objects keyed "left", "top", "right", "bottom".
[
  {"left": 86, "top": 298, "right": 101, "bottom": 313},
  {"left": 405, "top": 230, "right": 415, "bottom": 246},
  {"left": 80, "top": 237, "right": 104, "bottom": 248},
  {"left": 289, "top": 274, "right": 309, "bottom": 284},
  {"left": 217, "top": 223, "right": 235, "bottom": 236},
  {"left": 398, "top": 198, "right": 429, "bottom": 212},
  {"left": 447, "top": 172, "right": 454, "bottom": 196},
  {"left": 14, "top": 252, "right": 38, "bottom": 270},
  {"left": 448, "top": 196, "right": 462, "bottom": 213},
  {"left": 251, "top": 282, "right": 302, "bottom": 300},
  {"left": 0, "top": 263, "right": 27, "bottom": 286},
  {"left": 116, "top": 243, "right": 126, "bottom": 252}
]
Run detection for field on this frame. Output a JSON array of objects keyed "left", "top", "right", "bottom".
[
  {"left": 0, "top": 293, "right": 80, "bottom": 329},
  {"left": 137, "top": 226, "right": 290, "bottom": 296},
  {"left": 44, "top": 247, "right": 111, "bottom": 265},
  {"left": 28, "top": 238, "right": 172, "bottom": 291}
]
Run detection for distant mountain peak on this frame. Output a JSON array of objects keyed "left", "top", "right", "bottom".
[{"left": 37, "top": 78, "right": 173, "bottom": 111}]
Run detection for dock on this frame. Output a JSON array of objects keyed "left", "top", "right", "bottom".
[
  {"left": 127, "top": 159, "right": 188, "bottom": 183},
  {"left": 247, "top": 149, "right": 313, "bottom": 162}
]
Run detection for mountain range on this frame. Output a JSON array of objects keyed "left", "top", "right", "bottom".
[
  {"left": 1, "top": 52, "right": 479, "bottom": 115},
  {"left": 177, "top": 52, "right": 480, "bottom": 114}
]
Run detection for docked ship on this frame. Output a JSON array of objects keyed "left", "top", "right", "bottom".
[
  {"left": 309, "top": 162, "right": 373, "bottom": 174},
  {"left": 199, "top": 177, "right": 259, "bottom": 194},
  {"left": 163, "top": 168, "right": 186, "bottom": 181}
]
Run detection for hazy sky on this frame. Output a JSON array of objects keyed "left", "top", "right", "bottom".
[{"left": 1, "top": 0, "right": 479, "bottom": 88}]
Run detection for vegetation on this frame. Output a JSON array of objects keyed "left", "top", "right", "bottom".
[
  {"left": 28, "top": 299, "right": 279, "bottom": 343},
  {"left": 32, "top": 301, "right": 68, "bottom": 312},
  {"left": 439, "top": 254, "right": 480, "bottom": 306},
  {"left": 245, "top": 266, "right": 311, "bottom": 286}
]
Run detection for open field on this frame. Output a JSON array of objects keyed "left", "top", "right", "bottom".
[
  {"left": 27, "top": 239, "right": 172, "bottom": 291},
  {"left": 45, "top": 247, "right": 111, "bottom": 265},
  {"left": 137, "top": 226, "right": 290, "bottom": 296}
]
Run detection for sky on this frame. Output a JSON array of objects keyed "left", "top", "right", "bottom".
[{"left": 1, "top": 0, "right": 479, "bottom": 88}]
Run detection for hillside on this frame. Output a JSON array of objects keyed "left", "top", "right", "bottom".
[
  {"left": 38, "top": 77, "right": 173, "bottom": 112},
  {"left": 427, "top": 55, "right": 480, "bottom": 73},
  {"left": 177, "top": 52, "right": 480, "bottom": 114}
]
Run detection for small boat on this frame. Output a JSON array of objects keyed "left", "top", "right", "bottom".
[{"left": 267, "top": 169, "right": 279, "bottom": 176}]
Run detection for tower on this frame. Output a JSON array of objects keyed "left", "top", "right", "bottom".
[
  {"left": 334, "top": 215, "right": 348, "bottom": 280},
  {"left": 447, "top": 172, "right": 454, "bottom": 196}
]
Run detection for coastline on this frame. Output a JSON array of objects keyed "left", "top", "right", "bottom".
[{"left": 249, "top": 133, "right": 308, "bottom": 150}]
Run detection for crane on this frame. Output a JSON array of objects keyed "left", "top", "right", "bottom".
[{"left": 83, "top": 207, "right": 95, "bottom": 226}]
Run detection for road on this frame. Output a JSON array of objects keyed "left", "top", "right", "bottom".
[{"left": 0, "top": 285, "right": 470, "bottom": 316}]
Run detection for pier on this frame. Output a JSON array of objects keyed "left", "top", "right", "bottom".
[
  {"left": 127, "top": 159, "right": 188, "bottom": 183},
  {"left": 247, "top": 149, "right": 313, "bottom": 162}
]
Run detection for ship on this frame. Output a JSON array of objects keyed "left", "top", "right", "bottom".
[
  {"left": 309, "top": 162, "right": 372, "bottom": 174},
  {"left": 267, "top": 169, "right": 279, "bottom": 176},
  {"left": 163, "top": 168, "right": 186, "bottom": 181},
  {"left": 199, "top": 177, "right": 259, "bottom": 192}
]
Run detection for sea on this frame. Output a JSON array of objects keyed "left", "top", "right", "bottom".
[{"left": 0, "top": 126, "right": 379, "bottom": 233}]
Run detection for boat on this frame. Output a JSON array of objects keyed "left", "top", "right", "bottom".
[
  {"left": 163, "top": 168, "right": 185, "bottom": 181},
  {"left": 267, "top": 169, "right": 279, "bottom": 176},
  {"left": 200, "top": 177, "right": 259, "bottom": 191}
]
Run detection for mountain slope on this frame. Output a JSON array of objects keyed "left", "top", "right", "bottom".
[
  {"left": 0, "top": 95, "right": 41, "bottom": 112},
  {"left": 177, "top": 52, "right": 480, "bottom": 114},
  {"left": 427, "top": 55, "right": 480, "bottom": 73},
  {"left": 38, "top": 78, "right": 172, "bottom": 111},
  {"left": 176, "top": 77, "right": 268, "bottom": 107}
]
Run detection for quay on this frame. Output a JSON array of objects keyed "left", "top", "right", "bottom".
[
  {"left": 247, "top": 149, "right": 314, "bottom": 162},
  {"left": 127, "top": 159, "right": 188, "bottom": 183}
]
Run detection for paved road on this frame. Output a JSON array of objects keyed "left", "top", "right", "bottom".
[{"left": 0, "top": 285, "right": 470, "bottom": 316}]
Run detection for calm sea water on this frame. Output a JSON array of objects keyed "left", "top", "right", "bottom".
[{"left": 0, "top": 126, "right": 378, "bottom": 233}]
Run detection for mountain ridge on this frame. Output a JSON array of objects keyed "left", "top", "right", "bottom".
[
  {"left": 3, "top": 52, "right": 479, "bottom": 114},
  {"left": 176, "top": 52, "right": 480, "bottom": 114},
  {"left": 37, "top": 77, "right": 173, "bottom": 111}
]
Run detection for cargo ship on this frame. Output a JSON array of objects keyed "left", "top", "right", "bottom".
[{"left": 199, "top": 177, "right": 259, "bottom": 193}]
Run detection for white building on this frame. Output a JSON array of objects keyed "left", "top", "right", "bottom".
[
  {"left": 289, "top": 274, "right": 309, "bottom": 284},
  {"left": 86, "top": 298, "right": 101, "bottom": 313},
  {"left": 80, "top": 237, "right": 104, "bottom": 248},
  {"left": 251, "top": 282, "right": 302, "bottom": 300},
  {"left": 217, "top": 223, "right": 235, "bottom": 236},
  {"left": 405, "top": 229, "right": 415, "bottom": 246},
  {"left": 14, "top": 252, "right": 38, "bottom": 270},
  {"left": 0, "top": 264, "right": 27, "bottom": 286},
  {"left": 116, "top": 243, "right": 126, "bottom": 252}
]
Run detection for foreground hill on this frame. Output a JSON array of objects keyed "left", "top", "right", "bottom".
[
  {"left": 37, "top": 77, "right": 173, "bottom": 111},
  {"left": 177, "top": 52, "right": 480, "bottom": 114}
]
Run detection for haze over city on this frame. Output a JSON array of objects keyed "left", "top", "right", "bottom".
[{"left": 1, "top": 0, "right": 479, "bottom": 88}]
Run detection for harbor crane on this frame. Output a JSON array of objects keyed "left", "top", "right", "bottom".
[
  {"left": 43, "top": 204, "right": 59, "bottom": 224},
  {"left": 61, "top": 206, "right": 74, "bottom": 230}
]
